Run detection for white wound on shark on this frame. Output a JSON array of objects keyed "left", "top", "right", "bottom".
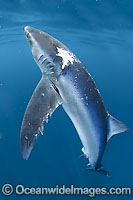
[{"left": 56, "top": 47, "right": 80, "bottom": 69}]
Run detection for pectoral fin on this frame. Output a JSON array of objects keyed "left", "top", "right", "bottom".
[{"left": 20, "top": 76, "right": 63, "bottom": 160}]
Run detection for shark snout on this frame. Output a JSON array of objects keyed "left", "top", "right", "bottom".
[
  {"left": 24, "top": 26, "right": 32, "bottom": 39},
  {"left": 24, "top": 26, "right": 31, "bottom": 33},
  {"left": 24, "top": 26, "right": 45, "bottom": 42}
]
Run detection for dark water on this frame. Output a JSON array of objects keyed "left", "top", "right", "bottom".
[{"left": 0, "top": 0, "right": 133, "bottom": 199}]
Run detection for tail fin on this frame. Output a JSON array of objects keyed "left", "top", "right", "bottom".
[
  {"left": 86, "top": 166, "right": 110, "bottom": 177},
  {"left": 107, "top": 115, "right": 129, "bottom": 142}
]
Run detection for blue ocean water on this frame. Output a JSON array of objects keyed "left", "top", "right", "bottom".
[{"left": 0, "top": 0, "right": 133, "bottom": 199}]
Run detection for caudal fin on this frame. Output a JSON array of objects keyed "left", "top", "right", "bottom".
[
  {"left": 107, "top": 115, "right": 129, "bottom": 142},
  {"left": 86, "top": 166, "right": 110, "bottom": 177}
]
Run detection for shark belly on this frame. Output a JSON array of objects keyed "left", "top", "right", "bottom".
[{"left": 57, "top": 63, "right": 108, "bottom": 169}]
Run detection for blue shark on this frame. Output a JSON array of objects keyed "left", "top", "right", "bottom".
[{"left": 20, "top": 26, "right": 129, "bottom": 175}]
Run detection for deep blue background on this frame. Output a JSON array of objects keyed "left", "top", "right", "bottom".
[{"left": 0, "top": 0, "right": 133, "bottom": 199}]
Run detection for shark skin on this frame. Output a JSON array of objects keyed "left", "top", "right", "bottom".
[{"left": 20, "top": 26, "right": 129, "bottom": 175}]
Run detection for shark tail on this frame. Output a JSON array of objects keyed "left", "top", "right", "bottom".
[{"left": 86, "top": 165, "right": 110, "bottom": 177}]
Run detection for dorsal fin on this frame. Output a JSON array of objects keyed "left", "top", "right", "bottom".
[{"left": 107, "top": 115, "right": 129, "bottom": 142}]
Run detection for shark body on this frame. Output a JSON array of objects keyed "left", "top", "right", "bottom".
[{"left": 20, "top": 26, "right": 129, "bottom": 175}]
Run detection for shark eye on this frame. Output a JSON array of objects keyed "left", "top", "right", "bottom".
[{"left": 26, "top": 33, "right": 30, "bottom": 39}]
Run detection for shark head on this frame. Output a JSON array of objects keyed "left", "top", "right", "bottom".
[
  {"left": 24, "top": 26, "right": 80, "bottom": 76},
  {"left": 24, "top": 26, "right": 65, "bottom": 76}
]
